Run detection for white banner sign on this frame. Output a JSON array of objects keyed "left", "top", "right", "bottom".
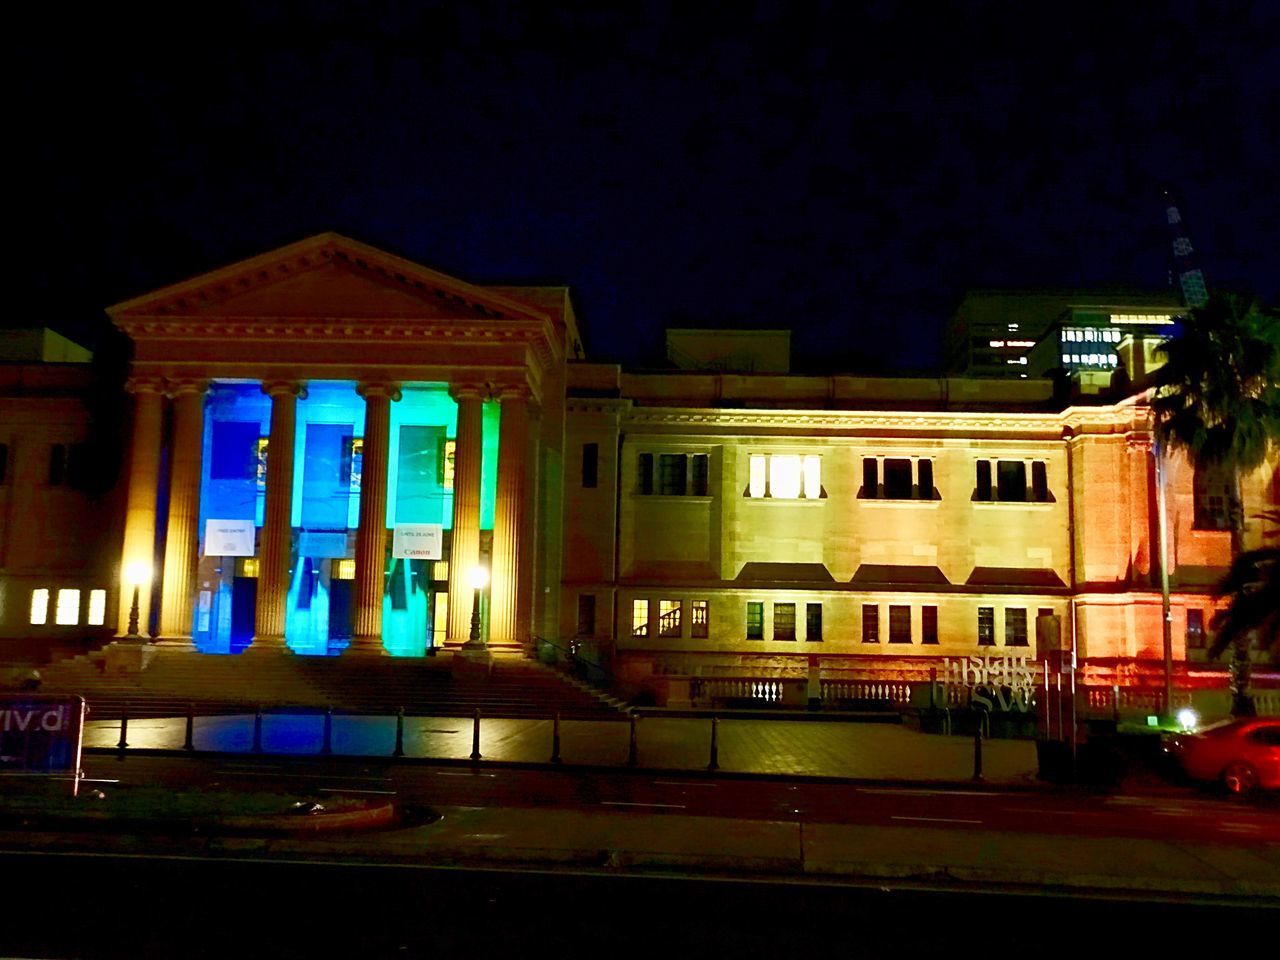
[
  {"left": 204, "top": 519, "right": 255, "bottom": 557},
  {"left": 392, "top": 523, "right": 443, "bottom": 560}
]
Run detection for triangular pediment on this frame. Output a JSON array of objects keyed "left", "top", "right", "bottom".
[{"left": 108, "top": 233, "right": 551, "bottom": 325}]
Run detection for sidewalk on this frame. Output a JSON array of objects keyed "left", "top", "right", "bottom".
[{"left": 84, "top": 713, "right": 1039, "bottom": 784}]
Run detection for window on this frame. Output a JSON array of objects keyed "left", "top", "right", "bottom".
[
  {"left": 659, "top": 454, "right": 687, "bottom": 495},
  {"left": 577, "top": 594, "right": 596, "bottom": 636},
  {"left": 333, "top": 559, "right": 356, "bottom": 580},
  {"left": 55, "top": 588, "right": 81, "bottom": 625},
  {"left": 440, "top": 439, "right": 456, "bottom": 490},
  {"left": 774, "top": 603, "right": 796, "bottom": 641},
  {"left": 1032, "top": 462, "right": 1049, "bottom": 502},
  {"left": 346, "top": 437, "right": 363, "bottom": 491},
  {"left": 1005, "top": 608, "right": 1028, "bottom": 646},
  {"left": 922, "top": 605, "right": 938, "bottom": 644},
  {"left": 975, "top": 461, "right": 992, "bottom": 501},
  {"left": 746, "top": 454, "right": 822, "bottom": 499},
  {"left": 30, "top": 588, "right": 49, "bottom": 625},
  {"left": 862, "top": 604, "right": 879, "bottom": 643},
  {"left": 637, "top": 453, "right": 654, "bottom": 494},
  {"left": 691, "top": 600, "right": 709, "bottom": 638},
  {"left": 87, "top": 589, "right": 106, "bottom": 626},
  {"left": 1193, "top": 463, "right": 1232, "bottom": 531},
  {"left": 582, "top": 443, "right": 598, "bottom": 488},
  {"left": 1186, "top": 609, "right": 1206, "bottom": 650},
  {"left": 211, "top": 421, "right": 260, "bottom": 480},
  {"left": 996, "top": 461, "right": 1027, "bottom": 502},
  {"left": 746, "top": 602, "right": 764, "bottom": 640},
  {"left": 889, "top": 605, "right": 911, "bottom": 643},
  {"left": 632, "top": 599, "right": 650, "bottom": 637},
  {"left": 978, "top": 607, "right": 995, "bottom": 646},
  {"left": 863, "top": 458, "right": 935, "bottom": 500},
  {"left": 0, "top": 443, "right": 8, "bottom": 484},
  {"left": 806, "top": 603, "right": 822, "bottom": 642},
  {"left": 659, "top": 599, "right": 683, "bottom": 637},
  {"left": 691, "top": 454, "right": 709, "bottom": 496}
]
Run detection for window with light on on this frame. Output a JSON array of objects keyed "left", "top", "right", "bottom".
[{"left": 747, "top": 454, "right": 821, "bottom": 499}]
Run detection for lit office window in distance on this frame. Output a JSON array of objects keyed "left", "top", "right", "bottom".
[
  {"left": 55, "top": 589, "right": 80, "bottom": 625},
  {"left": 1005, "top": 608, "right": 1029, "bottom": 647},
  {"left": 691, "top": 600, "right": 709, "bottom": 638},
  {"left": 749, "top": 455, "right": 767, "bottom": 498},
  {"left": 978, "top": 607, "right": 995, "bottom": 646},
  {"left": 334, "top": 559, "right": 356, "bottom": 580},
  {"left": 748, "top": 455, "right": 821, "bottom": 499},
  {"left": 632, "top": 600, "right": 650, "bottom": 637},
  {"left": 889, "top": 605, "right": 911, "bottom": 643},
  {"left": 87, "top": 589, "right": 107, "bottom": 626},
  {"left": 1109, "top": 314, "right": 1173, "bottom": 325},
  {"left": 30, "top": 589, "right": 50, "bottom": 625},
  {"left": 746, "top": 602, "right": 764, "bottom": 640},
  {"left": 773, "top": 603, "right": 796, "bottom": 641},
  {"left": 659, "top": 599, "right": 682, "bottom": 637}
]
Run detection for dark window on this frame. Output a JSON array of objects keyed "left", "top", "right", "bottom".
[
  {"left": 976, "top": 461, "right": 992, "bottom": 500},
  {"left": 210, "top": 421, "right": 260, "bottom": 480},
  {"left": 0, "top": 443, "right": 8, "bottom": 485},
  {"left": 65, "top": 443, "right": 89, "bottom": 489},
  {"left": 691, "top": 454, "right": 709, "bottom": 496},
  {"left": 806, "top": 603, "right": 822, "bottom": 641},
  {"left": 1186, "top": 609, "right": 1205, "bottom": 649},
  {"left": 917, "top": 459, "right": 934, "bottom": 499},
  {"left": 48, "top": 444, "right": 67, "bottom": 486},
  {"left": 1005, "top": 608, "right": 1029, "bottom": 646},
  {"left": 1032, "top": 461, "right": 1049, "bottom": 501},
  {"left": 1250, "top": 726, "right": 1280, "bottom": 746},
  {"left": 691, "top": 600, "right": 709, "bottom": 638},
  {"left": 862, "top": 605, "right": 879, "bottom": 643},
  {"left": 889, "top": 605, "right": 911, "bottom": 643},
  {"left": 577, "top": 595, "right": 596, "bottom": 636},
  {"left": 922, "top": 605, "right": 938, "bottom": 644},
  {"left": 773, "top": 603, "right": 796, "bottom": 641},
  {"left": 862, "top": 458, "right": 878, "bottom": 497},
  {"left": 978, "top": 607, "right": 995, "bottom": 646},
  {"left": 658, "top": 454, "right": 687, "bottom": 495},
  {"left": 746, "top": 602, "right": 764, "bottom": 640},
  {"left": 637, "top": 453, "right": 653, "bottom": 495},
  {"left": 1193, "top": 463, "right": 1232, "bottom": 530},
  {"left": 883, "top": 459, "right": 913, "bottom": 499},
  {"left": 582, "top": 443, "right": 598, "bottom": 488},
  {"left": 997, "top": 461, "right": 1027, "bottom": 502}
]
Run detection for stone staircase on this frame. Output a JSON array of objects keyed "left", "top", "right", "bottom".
[{"left": 22, "top": 647, "right": 630, "bottom": 722}]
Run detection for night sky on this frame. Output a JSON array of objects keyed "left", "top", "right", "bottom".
[{"left": 12, "top": 1, "right": 1279, "bottom": 373}]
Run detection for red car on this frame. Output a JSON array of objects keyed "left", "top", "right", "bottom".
[{"left": 1167, "top": 718, "right": 1280, "bottom": 796}]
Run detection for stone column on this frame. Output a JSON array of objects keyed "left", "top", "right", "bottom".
[
  {"left": 117, "top": 377, "right": 165, "bottom": 638},
  {"left": 490, "top": 386, "right": 531, "bottom": 646},
  {"left": 254, "top": 381, "right": 306, "bottom": 649},
  {"left": 350, "top": 381, "right": 400, "bottom": 654},
  {"left": 447, "top": 385, "right": 485, "bottom": 643},
  {"left": 157, "top": 379, "right": 210, "bottom": 645},
  {"left": 517, "top": 400, "right": 542, "bottom": 651}
]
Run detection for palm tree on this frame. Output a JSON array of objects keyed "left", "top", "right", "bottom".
[
  {"left": 1209, "top": 512, "right": 1280, "bottom": 716},
  {"left": 1152, "top": 293, "right": 1280, "bottom": 714}
]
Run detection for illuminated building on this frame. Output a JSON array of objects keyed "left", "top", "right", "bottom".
[{"left": 2, "top": 236, "right": 1276, "bottom": 708}]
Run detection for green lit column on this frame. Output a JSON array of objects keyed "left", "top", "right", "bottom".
[{"left": 447, "top": 384, "right": 486, "bottom": 644}]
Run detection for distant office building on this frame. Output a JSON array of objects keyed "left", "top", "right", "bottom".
[{"left": 1, "top": 238, "right": 1275, "bottom": 708}]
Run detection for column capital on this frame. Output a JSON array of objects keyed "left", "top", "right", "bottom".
[
  {"left": 449, "top": 382, "right": 489, "bottom": 403},
  {"left": 125, "top": 375, "right": 166, "bottom": 395},
  {"left": 357, "top": 381, "right": 403, "bottom": 402},
  {"left": 166, "top": 378, "right": 210, "bottom": 399},
  {"left": 493, "top": 383, "right": 533, "bottom": 404},
  {"left": 262, "top": 380, "right": 308, "bottom": 401}
]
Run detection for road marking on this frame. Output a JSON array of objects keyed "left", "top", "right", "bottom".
[
  {"left": 320, "top": 787, "right": 397, "bottom": 796},
  {"left": 432, "top": 770, "right": 497, "bottom": 778},
  {"left": 891, "top": 816, "right": 983, "bottom": 825},
  {"left": 602, "top": 801, "right": 687, "bottom": 810},
  {"left": 654, "top": 780, "right": 716, "bottom": 788}
]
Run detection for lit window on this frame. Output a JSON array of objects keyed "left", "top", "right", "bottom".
[
  {"left": 632, "top": 599, "right": 650, "bottom": 637},
  {"left": 746, "top": 602, "right": 764, "bottom": 640},
  {"left": 347, "top": 437, "right": 363, "bottom": 491},
  {"left": 432, "top": 560, "right": 449, "bottom": 581},
  {"left": 749, "top": 455, "right": 767, "bottom": 498},
  {"left": 1186, "top": 609, "right": 1205, "bottom": 649},
  {"left": 240, "top": 558, "right": 259, "bottom": 578},
  {"left": 691, "top": 600, "right": 709, "bottom": 638},
  {"left": 802, "top": 456, "right": 821, "bottom": 500},
  {"left": 769, "top": 455, "right": 802, "bottom": 499},
  {"left": 773, "top": 603, "right": 796, "bottom": 641},
  {"left": 255, "top": 437, "right": 269, "bottom": 488},
  {"left": 334, "top": 559, "right": 356, "bottom": 580},
  {"left": 30, "top": 589, "right": 50, "bottom": 625},
  {"left": 55, "top": 589, "right": 80, "bottom": 625},
  {"left": 87, "top": 589, "right": 106, "bottom": 626},
  {"left": 659, "top": 599, "right": 682, "bottom": 637},
  {"left": 441, "top": 439, "right": 456, "bottom": 490}
]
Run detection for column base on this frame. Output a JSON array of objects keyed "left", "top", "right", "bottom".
[
  {"left": 153, "top": 635, "right": 197, "bottom": 651},
  {"left": 104, "top": 640, "right": 158, "bottom": 674},
  {"left": 244, "top": 638, "right": 291, "bottom": 656},
  {"left": 345, "top": 637, "right": 390, "bottom": 657}
]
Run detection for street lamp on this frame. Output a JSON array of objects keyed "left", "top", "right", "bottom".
[
  {"left": 123, "top": 560, "right": 152, "bottom": 641},
  {"left": 464, "top": 563, "right": 489, "bottom": 649}
]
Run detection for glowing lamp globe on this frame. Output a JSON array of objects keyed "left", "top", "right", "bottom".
[
  {"left": 124, "top": 561, "right": 153, "bottom": 586},
  {"left": 469, "top": 565, "right": 490, "bottom": 590},
  {"left": 1176, "top": 708, "right": 1198, "bottom": 732}
]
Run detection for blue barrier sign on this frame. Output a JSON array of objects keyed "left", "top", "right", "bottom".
[{"left": 0, "top": 696, "right": 86, "bottom": 774}]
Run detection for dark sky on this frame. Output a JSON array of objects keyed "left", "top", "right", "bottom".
[{"left": 12, "top": 1, "right": 1279, "bottom": 373}]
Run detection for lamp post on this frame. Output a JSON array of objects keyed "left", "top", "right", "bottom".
[
  {"left": 462, "top": 563, "right": 489, "bottom": 650},
  {"left": 123, "top": 561, "right": 153, "bottom": 641},
  {"left": 1153, "top": 439, "right": 1174, "bottom": 720}
]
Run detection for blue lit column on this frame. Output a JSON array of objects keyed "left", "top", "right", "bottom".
[{"left": 254, "top": 380, "right": 306, "bottom": 649}]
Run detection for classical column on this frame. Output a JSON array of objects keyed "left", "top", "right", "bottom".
[
  {"left": 490, "top": 386, "right": 531, "bottom": 645},
  {"left": 517, "top": 400, "right": 542, "bottom": 650},
  {"left": 117, "top": 377, "right": 165, "bottom": 638},
  {"left": 446, "top": 385, "right": 486, "bottom": 643},
  {"left": 157, "top": 379, "right": 209, "bottom": 645},
  {"left": 254, "top": 380, "right": 306, "bottom": 649},
  {"left": 350, "top": 381, "right": 400, "bottom": 653}
]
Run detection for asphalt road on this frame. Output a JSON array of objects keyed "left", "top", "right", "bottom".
[{"left": 87, "top": 754, "right": 1280, "bottom": 847}]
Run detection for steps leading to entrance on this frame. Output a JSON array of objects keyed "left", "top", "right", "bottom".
[{"left": 22, "top": 648, "right": 631, "bottom": 722}]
